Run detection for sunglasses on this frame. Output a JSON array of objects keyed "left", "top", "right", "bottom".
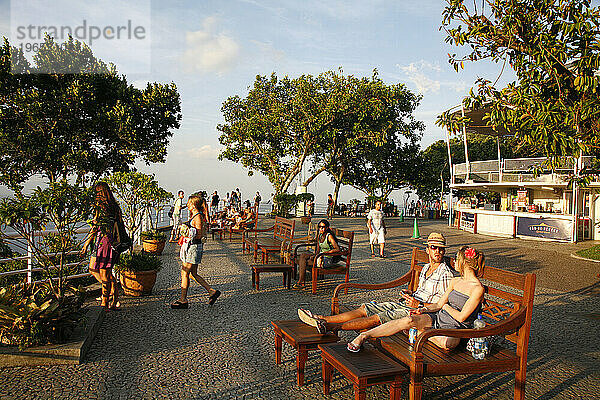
[
  {"left": 428, "top": 245, "right": 445, "bottom": 251},
  {"left": 318, "top": 225, "right": 327, "bottom": 229}
]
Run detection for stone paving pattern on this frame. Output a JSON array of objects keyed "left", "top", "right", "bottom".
[{"left": 1, "top": 217, "right": 599, "bottom": 399}]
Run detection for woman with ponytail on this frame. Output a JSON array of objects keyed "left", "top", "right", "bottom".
[{"left": 347, "top": 245, "right": 485, "bottom": 352}]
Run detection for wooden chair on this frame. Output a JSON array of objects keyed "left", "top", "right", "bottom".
[
  {"left": 251, "top": 239, "right": 294, "bottom": 290},
  {"left": 294, "top": 228, "right": 354, "bottom": 294},
  {"left": 242, "top": 216, "right": 295, "bottom": 263}
]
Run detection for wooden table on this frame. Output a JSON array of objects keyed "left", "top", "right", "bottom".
[
  {"left": 210, "top": 227, "right": 225, "bottom": 240},
  {"left": 319, "top": 343, "right": 407, "bottom": 400},
  {"left": 271, "top": 320, "right": 339, "bottom": 386}
]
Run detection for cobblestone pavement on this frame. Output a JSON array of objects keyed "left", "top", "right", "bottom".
[{"left": 1, "top": 217, "right": 599, "bottom": 399}]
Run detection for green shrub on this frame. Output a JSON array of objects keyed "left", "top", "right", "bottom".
[
  {"left": 273, "top": 193, "right": 298, "bottom": 217},
  {"left": 0, "top": 282, "right": 85, "bottom": 349},
  {"left": 114, "top": 252, "right": 162, "bottom": 273},
  {"left": 0, "top": 240, "right": 28, "bottom": 287}
]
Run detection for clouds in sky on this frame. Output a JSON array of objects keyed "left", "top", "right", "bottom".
[
  {"left": 180, "top": 144, "right": 221, "bottom": 160},
  {"left": 181, "top": 16, "right": 240, "bottom": 74},
  {"left": 398, "top": 60, "right": 469, "bottom": 94}
]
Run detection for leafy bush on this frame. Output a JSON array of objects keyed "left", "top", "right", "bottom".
[
  {"left": 0, "top": 241, "right": 28, "bottom": 287},
  {"left": 0, "top": 282, "right": 85, "bottom": 349},
  {"left": 140, "top": 230, "right": 167, "bottom": 241},
  {"left": 114, "top": 252, "right": 162, "bottom": 273},
  {"left": 273, "top": 193, "right": 298, "bottom": 217}
]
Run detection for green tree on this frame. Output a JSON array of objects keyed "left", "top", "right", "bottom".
[
  {"left": 0, "top": 181, "right": 93, "bottom": 298},
  {"left": 104, "top": 172, "right": 159, "bottom": 240},
  {"left": 438, "top": 0, "right": 600, "bottom": 159},
  {"left": 302, "top": 70, "right": 424, "bottom": 206},
  {"left": 218, "top": 70, "right": 422, "bottom": 198},
  {"left": 342, "top": 133, "right": 422, "bottom": 200},
  {"left": 218, "top": 73, "right": 324, "bottom": 195},
  {"left": 0, "top": 36, "right": 181, "bottom": 192}
]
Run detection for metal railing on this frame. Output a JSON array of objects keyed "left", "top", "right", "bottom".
[
  {"left": 0, "top": 204, "right": 173, "bottom": 285},
  {"left": 453, "top": 156, "right": 594, "bottom": 183}
]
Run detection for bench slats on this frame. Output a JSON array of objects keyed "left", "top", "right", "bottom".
[
  {"left": 482, "top": 267, "right": 527, "bottom": 291},
  {"left": 485, "top": 285, "right": 524, "bottom": 304}
]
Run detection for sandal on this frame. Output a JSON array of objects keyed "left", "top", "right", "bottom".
[
  {"left": 315, "top": 318, "right": 328, "bottom": 334},
  {"left": 371, "top": 253, "right": 376, "bottom": 257},
  {"left": 170, "top": 300, "right": 189, "bottom": 309},
  {"left": 292, "top": 283, "right": 304, "bottom": 290},
  {"left": 208, "top": 290, "right": 221, "bottom": 305},
  {"left": 298, "top": 309, "right": 316, "bottom": 326},
  {"left": 347, "top": 342, "right": 362, "bottom": 353}
]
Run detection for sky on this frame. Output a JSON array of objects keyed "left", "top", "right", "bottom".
[{"left": 0, "top": 0, "right": 520, "bottom": 206}]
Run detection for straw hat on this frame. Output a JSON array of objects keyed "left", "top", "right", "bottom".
[{"left": 424, "top": 232, "right": 447, "bottom": 248}]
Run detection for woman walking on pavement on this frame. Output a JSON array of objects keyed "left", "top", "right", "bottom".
[
  {"left": 171, "top": 195, "right": 221, "bottom": 309},
  {"left": 80, "top": 181, "right": 123, "bottom": 310}
]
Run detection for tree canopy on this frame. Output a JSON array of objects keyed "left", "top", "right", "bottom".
[
  {"left": 437, "top": 0, "right": 600, "bottom": 159},
  {"left": 342, "top": 132, "right": 422, "bottom": 200},
  {"left": 0, "top": 36, "right": 181, "bottom": 192},
  {"left": 217, "top": 69, "right": 423, "bottom": 196}
]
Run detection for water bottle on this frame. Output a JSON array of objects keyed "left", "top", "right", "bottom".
[{"left": 471, "top": 314, "right": 488, "bottom": 360}]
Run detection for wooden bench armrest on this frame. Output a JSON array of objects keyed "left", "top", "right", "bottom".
[
  {"left": 293, "top": 242, "right": 316, "bottom": 256},
  {"left": 331, "top": 270, "right": 413, "bottom": 314},
  {"left": 413, "top": 306, "right": 528, "bottom": 352}
]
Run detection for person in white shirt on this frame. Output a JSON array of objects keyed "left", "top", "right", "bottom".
[
  {"left": 367, "top": 200, "right": 387, "bottom": 257},
  {"left": 169, "top": 190, "right": 185, "bottom": 242}
]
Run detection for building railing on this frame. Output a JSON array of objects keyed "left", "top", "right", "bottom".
[{"left": 452, "top": 156, "right": 594, "bottom": 183}]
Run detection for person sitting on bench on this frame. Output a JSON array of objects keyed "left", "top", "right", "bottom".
[
  {"left": 298, "top": 232, "right": 455, "bottom": 333},
  {"left": 346, "top": 245, "right": 485, "bottom": 352}
]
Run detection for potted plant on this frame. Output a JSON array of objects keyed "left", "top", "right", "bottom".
[
  {"left": 140, "top": 230, "right": 167, "bottom": 255},
  {"left": 115, "top": 252, "right": 162, "bottom": 296},
  {"left": 296, "top": 192, "right": 315, "bottom": 224}
]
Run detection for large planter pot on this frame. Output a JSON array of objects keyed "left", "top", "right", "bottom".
[
  {"left": 300, "top": 216, "right": 312, "bottom": 224},
  {"left": 119, "top": 269, "right": 158, "bottom": 296},
  {"left": 142, "top": 239, "right": 166, "bottom": 255}
]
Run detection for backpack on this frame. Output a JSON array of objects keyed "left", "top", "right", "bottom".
[
  {"left": 111, "top": 217, "right": 132, "bottom": 254},
  {"left": 168, "top": 206, "right": 174, "bottom": 218}
]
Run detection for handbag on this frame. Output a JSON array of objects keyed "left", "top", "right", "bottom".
[{"left": 111, "top": 217, "right": 132, "bottom": 254}]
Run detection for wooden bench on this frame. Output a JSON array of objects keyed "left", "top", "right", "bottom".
[
  {"left": 294, "top": 228, "right": 354, "bottom": 294},
  {"left": 242, "top": 216, "right": 295, "bottom": 263},
  {"left": 331, "top": 247, "right": 536, "bottom": 400}
]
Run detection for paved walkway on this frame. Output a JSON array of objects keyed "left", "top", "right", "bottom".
[{"left": 1, "top": 217, "right": 599, "bottom": 399}]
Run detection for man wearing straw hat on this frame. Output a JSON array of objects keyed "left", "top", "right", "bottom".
[{"left": 298, "top": 232, "right": 456, "bottom": 333}]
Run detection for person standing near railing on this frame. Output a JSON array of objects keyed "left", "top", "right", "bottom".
[
  {"left": 169, "top": 190, "right": 185, "bottom": 242},
  {"left": 80, "top": 182, "right": 123, "bottom": 310}
]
